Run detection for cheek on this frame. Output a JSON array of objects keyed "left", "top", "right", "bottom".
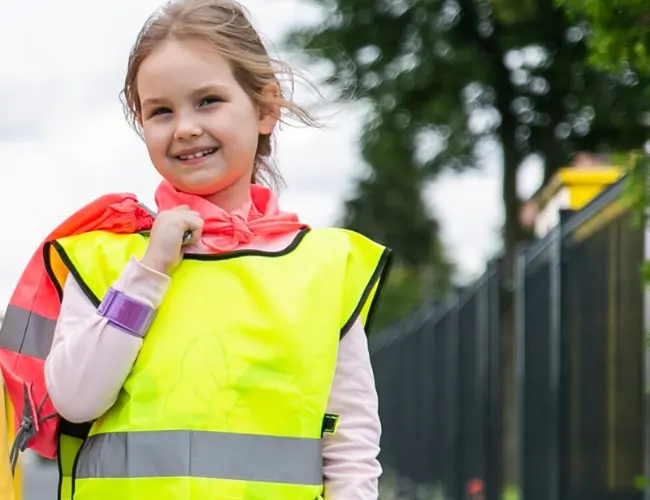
[
  {"left": 215, "top": 111, "right": 259, "bottom": 152},
  {"left": 142, "top": 126, "right": 167, "bottom": 155},
  {"left": 231, "top": 100, "right": 263, "bottom": 138}
]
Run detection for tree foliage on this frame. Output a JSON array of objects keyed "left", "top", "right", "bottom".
[
  {"left": 284, "top": 0, "right": 650, "bottom": 329},
  {"left": 285, "top": 0, "right": 650, "bottom": 244},
  {"left": 555, "top": 0, "right": 650, "bottom": 75}
]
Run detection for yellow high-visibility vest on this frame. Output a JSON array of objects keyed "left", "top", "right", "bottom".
[{"left": 46, "top": 227, "right": 390, "bottom": 500}]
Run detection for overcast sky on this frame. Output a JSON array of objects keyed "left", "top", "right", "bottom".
[{"left": 0, "top": 0, "right": 544, "bottom": 308}]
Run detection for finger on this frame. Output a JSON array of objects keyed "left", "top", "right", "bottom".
[
  {"left": 177, "top": 212, "right": 202, "bottom": 225},
  {"left": 183, "top": 227, "right": 202, "bottom": 245},
  {"left": 182, "top": 230, "right": 194, "bottom": 245},
  {"left": 185, "top": 216, "right": 204, "bottom": 244},
  {"left": 185, "top": 215, "right": 204, "bottom": 232}
]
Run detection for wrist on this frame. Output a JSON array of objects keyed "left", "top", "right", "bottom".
[{"left": 141, "top": 251, "right": 172, "bottom": 275}]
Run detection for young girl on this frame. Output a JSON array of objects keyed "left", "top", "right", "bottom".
[{"left": 40, "top": 0, "right": 391, "bottom": 499}]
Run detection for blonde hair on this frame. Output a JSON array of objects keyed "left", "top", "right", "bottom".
[{"left": 122, "top": 0, "right": 319, "bottom": 188}]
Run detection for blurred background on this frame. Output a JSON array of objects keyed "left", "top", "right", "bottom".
[{"left": 3, "top": 0, "right": 650, "bottom": 498}]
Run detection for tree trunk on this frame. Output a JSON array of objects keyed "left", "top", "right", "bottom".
[
  {"left": 501, "top": 137, "right": 523, "bottom": 273},
  {"left": 498, "top": 133, "right": 523, "bottom": 493},
  {"left": 457, "top": 2, "right": 532, "bottom": 492}
]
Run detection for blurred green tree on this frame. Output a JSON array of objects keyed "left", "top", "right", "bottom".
[
  {"left": 553, "top": 0, "right": 650, "bottom": 76},
  {"left": 283, "top": 0, "right": 650, "bottom": 329},
  {"left": 285, "top": 0, "right": 650, "bottom": 255},
  {"left": 552, "top": 1, "right": 650, "bottom": 334}
]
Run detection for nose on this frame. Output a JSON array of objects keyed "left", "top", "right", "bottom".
[{"left": 174, "top": 112, "right": 202, "bottom": 141}]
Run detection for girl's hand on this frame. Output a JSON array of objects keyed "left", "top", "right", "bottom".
[{"left": 141, "top": 205, "right": 204, "bottom": 274}]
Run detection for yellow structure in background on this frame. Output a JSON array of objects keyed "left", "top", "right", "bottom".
[
  {"left": 533, "top": 166, "right": 624, "bottom": 238},
  {"left": 1, "top": 375, "right": 20, "bottom": 500}
]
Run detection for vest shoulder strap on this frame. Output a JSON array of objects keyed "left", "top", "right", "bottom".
[
  {"left": 49, "top": 231, "right": 148, "bottom": 307},
  {"left": 310, "top": 228, "right": 392, "bottom": 337}
]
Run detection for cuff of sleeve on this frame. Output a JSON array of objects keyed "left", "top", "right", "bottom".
[{"left": 113, "top": 256, "right": 171, "bottom": 309}]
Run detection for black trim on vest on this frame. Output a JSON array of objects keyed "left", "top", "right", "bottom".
[
  {"left": 48, "top": 241, "right": 101, "bottom": 308},
  {"left": 59, "top": 419, "right": 92, "bottom": 440},
  {"left": 182, "top": 228, "right": 310, "bottom": 261},
  {"left": 56, "top": 426, "right": 64, "bottom": 500},
  {"left": 56, "top": 427, "right": 63, "bottom": 500},
  {"left": 43, "top": 242, "right": 64, "bottom": 302},
  {"left": 49, "top": 228, "right": 391, "bottom": 339},
  {"left": 340, "top": 247, "right": 393, "bottom": 339},
  {"left": 48, "top": 229, "right": 311, "bottom": 309},
  {"left": 56, "top": 420, "right": 91, "bottom": 500},
  {"left": 69, "top": 433, "right": 85, "bottom": 497}
]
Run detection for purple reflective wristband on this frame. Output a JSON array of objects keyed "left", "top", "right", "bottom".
[{"left": 97, "top": 288, "right": 156, "bottom": 338}]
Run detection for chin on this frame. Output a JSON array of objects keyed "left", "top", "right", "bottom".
[
  {"left": 175, "top": 175, "right": 240, "bottom": 196},
  {"left": 161, "top": 164, "right": 251, "bottom": 198},
  {"left": 174, "top": 183, "right": 225, "bottom": 196}
]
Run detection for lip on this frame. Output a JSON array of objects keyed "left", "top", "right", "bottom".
[
  {"left": 170, "top": 146, "right": 220, "bottom": 166},
  {"left": 171, "top": 145, "right": 220, "bottom": 157}
]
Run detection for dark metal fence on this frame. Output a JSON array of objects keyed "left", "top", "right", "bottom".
[{"left": 371, "top": 178, "right": 648, "bottom": 500}]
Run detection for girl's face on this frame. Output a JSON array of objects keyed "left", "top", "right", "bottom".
[{"left": 137, "top": 39, "right": 277, "bottom": 209}]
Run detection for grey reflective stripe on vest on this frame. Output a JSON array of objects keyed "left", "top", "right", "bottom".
[
  {"left": 0, "top": 305, "right": 56, "bottom": 359},
  {"left": 76, "top": 430, "right": 323, "bottom": 485}
]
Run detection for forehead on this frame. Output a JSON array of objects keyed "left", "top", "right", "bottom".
[{"left": 137, "top": 39, "right": 237, "bottom": 97}]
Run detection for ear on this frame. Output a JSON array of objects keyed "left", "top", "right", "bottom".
[{"left": 258, "top": 82, "right": 280, "bottom": 135}]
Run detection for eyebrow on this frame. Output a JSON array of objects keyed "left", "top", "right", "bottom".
[
  {"left": 141, "top": 83, "right": 230, "bottom": 108},
  {"left": 191, "top": 84, "right": 230, "bottom": 97},
  {"left": 141, "top": 96, "right": 167, "bottom": 108}
]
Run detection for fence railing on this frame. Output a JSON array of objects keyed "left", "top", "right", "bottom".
[{"left": 370, "top": 176, "right": 649, "bottom": 500}]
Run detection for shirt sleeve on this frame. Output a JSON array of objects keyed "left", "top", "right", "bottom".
[
  {"left": 45, "top": 257, "right": 170, "bottom": 423},
  {"left": 322, "top": 318, "right": 382, "bottom": 500}
]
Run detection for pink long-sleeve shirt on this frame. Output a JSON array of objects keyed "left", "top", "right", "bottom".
[{"left": 44, "top": 230, "right": 382, "bottom": 499}]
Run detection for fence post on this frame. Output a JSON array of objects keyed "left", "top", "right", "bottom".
[
  {"left": 486, "top": 261, "right": 501, "bottom": 500},
  {"left": 446, "top": 293, "right": 461, "bottom": 500},
  {"left": 549, "top": 220, "right": 565, "bottom": 500},
  {"left": 514, "top": 245, "right": 528, "bottom": 500},
  {"left": 639, "top": 216, "right": 650, "bottom": 500}
]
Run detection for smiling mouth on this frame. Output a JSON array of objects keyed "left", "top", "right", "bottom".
[{"left": 175, "top": 148, "right": 219, "bottom": 161}]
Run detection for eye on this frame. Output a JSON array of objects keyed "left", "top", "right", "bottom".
[
  {"left": 199, "top": 96, "right": 222, "bottom": 107},
  {"left": 150, "top": 107, "right": 171, "bottom": 117}
]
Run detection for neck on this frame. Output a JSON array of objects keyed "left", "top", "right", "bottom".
[{"left": 203, "top": 176, "right": 252, "bottom": 214}]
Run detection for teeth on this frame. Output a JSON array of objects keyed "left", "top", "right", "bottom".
[{"left": 179, "top": 149, "right": 215, "bottom": 160}]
